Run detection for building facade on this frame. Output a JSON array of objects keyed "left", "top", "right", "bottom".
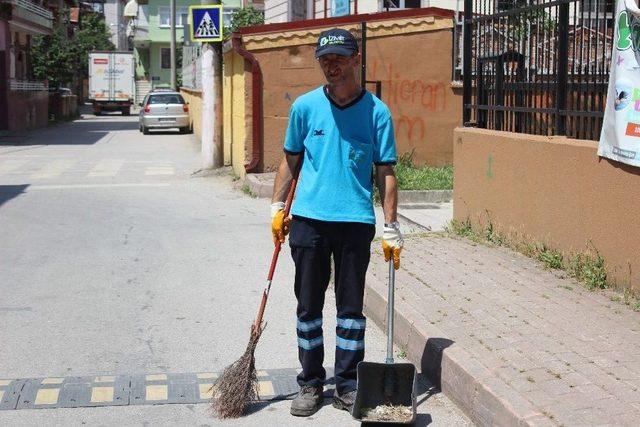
[
  {"left": 263, "top": 0, "right": 461, "bottom": 23},
  {"left": 130, "top": 0, "right": 243, "bottom": 91},
  {"left": 0, "top": 0, "right": 57, "bottom": 131},
  {"left": 104, "top": 0, "right": 129, "bottom": 50}
]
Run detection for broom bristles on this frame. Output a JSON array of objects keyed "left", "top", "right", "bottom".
[{"left": 211, "top": 324, "right": 264, "bottom": 418}]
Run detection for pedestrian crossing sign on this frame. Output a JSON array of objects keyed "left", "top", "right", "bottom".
[{"left": 189, "top": 5, "right": 223, "bottom": 42}]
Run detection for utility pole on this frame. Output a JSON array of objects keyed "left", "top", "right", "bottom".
[
  {"left": 212, "top": 0, "right": 223, "bottom": 168},
  {"left": 200, "top": 0, "right": 222, "bottom": 169},
  {"left": 170, "top": 0, "right": 177, "bottom": 89}
]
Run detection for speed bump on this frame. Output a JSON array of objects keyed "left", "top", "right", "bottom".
[{"left": 0, "top": 368, "right": 335, "bottom": 410}]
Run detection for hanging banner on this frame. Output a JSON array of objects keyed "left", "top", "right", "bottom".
[{"left": 598, "top": 0, "right": 640, "bottom": 166}]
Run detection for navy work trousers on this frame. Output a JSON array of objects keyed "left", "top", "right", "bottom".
[{"left": 289, "top": 215, "right": 376, "bottom": 394}]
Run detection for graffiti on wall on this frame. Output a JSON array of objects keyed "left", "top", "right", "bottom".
[{"left": 367, "top": 60, "right": 448, "bottom": 141}]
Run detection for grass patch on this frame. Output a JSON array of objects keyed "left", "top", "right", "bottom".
[
  {"left": 394, "top": 152, "right": 453, "bottom": 191},
  {"left": 444, "top": 218, "right": 477, "bottom": 241},
  {"left": 567, "top": 250, "right": 607, "bottom": 290},
  {"left": 537, "top": 246, "right": 564, "bottom": 270},
  {"left": 241, "top": 184, "right": 257, "bottom": 198},
  {"left": 484, "top": 220, "right": 506, "bottom": 245}
]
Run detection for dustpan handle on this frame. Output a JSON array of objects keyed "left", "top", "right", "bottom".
[{"left": 386, "top": 259, "right": 395, "bottom": 364}]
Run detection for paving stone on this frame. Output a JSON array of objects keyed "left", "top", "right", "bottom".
[
  {"left": 560, "top": 372, "right": 591, "bottom": 387},
  {"left": 364, "top": 234, "right": 640, "bottom": 426},
  {"left": 537, "top": 379, "right": 573, "bottom": 397}
]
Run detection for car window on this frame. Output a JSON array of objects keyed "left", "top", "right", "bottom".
[{"left": 148, "top": 95, "right": 184, "bottom": 105}]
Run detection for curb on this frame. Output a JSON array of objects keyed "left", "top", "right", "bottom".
[
  {"left": 245, "top": 173, "right": 453, "bottom": 204},
  {"left": 398, "top": 190, "right": 453, "bottom": 204},
  {"left": 244, "top": 172, "right": 276, "bottom": 198},
  {"left": 363, "top": 272, "right": 546, "bottom": 427}
]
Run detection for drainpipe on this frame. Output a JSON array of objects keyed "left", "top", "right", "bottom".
[{"left": 232, "top": 33, "right": 263, "bottom": 173}]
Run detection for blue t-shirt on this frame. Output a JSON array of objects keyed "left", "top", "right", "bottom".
[{"left": 283, "top": 86, "right": 397, "bottom": 224}]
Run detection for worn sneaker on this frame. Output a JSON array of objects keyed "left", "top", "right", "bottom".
[
  {"left": 290, "top": 385, "right": 324, "bottom": 417},
  {"left": 332, "top": 389, "right": 357, "bottom": 412}
]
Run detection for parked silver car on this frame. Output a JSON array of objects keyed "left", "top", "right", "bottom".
[{"left": 138, "top": 91, "right": 192, "bottom": 135}]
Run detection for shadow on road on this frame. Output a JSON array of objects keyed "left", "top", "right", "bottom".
[
  {"left": 0, "top": 185, "right": 29, "bottom": 208},
  {"left": 0, "top": 118, "right": 139, "bottom": 147}
]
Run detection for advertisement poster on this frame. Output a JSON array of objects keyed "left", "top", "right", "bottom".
[{"left": 598, "top": 0, "right": 640, "bottom": 166}]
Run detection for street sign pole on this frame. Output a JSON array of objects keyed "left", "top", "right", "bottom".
[
  {"left": 202, "top": 43, "right": 214, "bottom": 168},
  {"left": 170, "top": 0, "right": 176, "bottom": 89},
  {"left": 212, "top": 0, "right": 222, "bottom": 168},
  {"left": 192, "top": 2, "right": 223, "bottom": 169}
]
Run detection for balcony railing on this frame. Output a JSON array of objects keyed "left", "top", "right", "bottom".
[
  {"left": 9, "top": 79, "right": 49, "bottom": 91},
  {"left": 6, "top": 0, "right": 54, "bottom": 31}
]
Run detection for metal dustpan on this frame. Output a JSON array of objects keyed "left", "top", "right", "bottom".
[{"left": 352, "top": 260, "right": 417, "bottom": 424}]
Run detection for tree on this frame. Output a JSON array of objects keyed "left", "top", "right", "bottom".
[
  {"left": 223, "top": 7, "right": 264, "bottom": 40},
  {"left": 72, "top": 12, "right": 115, "bottom": 80},
  {"left": 31, "top": 9, "right": 114, "bottom": 87},
  {"left": 31, "top": 14, "right": 74, "bottom": 86}
]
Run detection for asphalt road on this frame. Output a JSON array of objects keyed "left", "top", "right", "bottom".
[{"left": 0, "top": 112, "right": 471, "bottom": 426}]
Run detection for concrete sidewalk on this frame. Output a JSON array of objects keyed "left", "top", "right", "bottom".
[{"left": 364, "top": 232, "right": 640, "bottom": 426}]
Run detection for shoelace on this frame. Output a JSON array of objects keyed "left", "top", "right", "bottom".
[{"left": 300, "top": 385, "right": 319, "bottom": 395}]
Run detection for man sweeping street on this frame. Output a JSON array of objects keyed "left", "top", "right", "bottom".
[{"left": 270, "top": 28, "right": 403, "bottom": 417}]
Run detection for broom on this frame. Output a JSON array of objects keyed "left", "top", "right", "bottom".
[{"left": 211, "top": 169, "right": 300, "bottom": 418}]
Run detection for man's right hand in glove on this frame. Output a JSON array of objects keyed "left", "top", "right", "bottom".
[{"left": 271, "top": 202, "right": 290, "bottom": 244}]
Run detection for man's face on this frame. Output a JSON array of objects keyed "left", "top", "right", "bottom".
[{"left": 318, "top": 53, "right": 359, "bottom": 84}]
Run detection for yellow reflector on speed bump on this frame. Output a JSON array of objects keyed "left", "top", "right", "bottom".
[
  {"left": 91, "top": 387, "right": 114, "bottom": 403},
  {"left": 41, "top": 378, "right": 64, "bottom": 385},
  {"left": 199, "top": 383, "right": 214, "bottom": 399},
  {"left": 35, "top": 388, "right": 60, "bottom": 405},
  {"left": 258, "top": 381, "right": 274, "bottom": 396},
  {"left": 146, "top": 385, "right": 168, "bottom": 401}
]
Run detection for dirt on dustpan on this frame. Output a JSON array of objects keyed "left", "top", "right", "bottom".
[{"left": 361, "top": 404, "right": 413, "bottom": 422}]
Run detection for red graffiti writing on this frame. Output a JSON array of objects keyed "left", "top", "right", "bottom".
[
  {"left": 396, "top": 115, "right": 425, "bottom": 141},
  {"left": 367, "top": 60, "right": 447, "bottom": 112}
]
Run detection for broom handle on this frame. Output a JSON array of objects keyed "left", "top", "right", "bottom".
[{"left": 253, "top": 167, "right": 300, "bottom": 331}]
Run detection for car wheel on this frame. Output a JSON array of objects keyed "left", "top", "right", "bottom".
[
  {"left": 142, "top": 126, "right": 150, "bottom": 135},
  {"left": 122, "top": 108, "right": 130, "bottom": 116},
  {"left": 94, "top": 110, "right": 101, "bottom": 116}
]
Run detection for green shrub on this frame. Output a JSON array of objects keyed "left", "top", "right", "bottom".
[{"left": 394, "top": 152, "right": 453, "bottom": 191}]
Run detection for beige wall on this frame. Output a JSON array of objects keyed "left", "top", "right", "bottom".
[
  {"left": 453, "top": 127, "right": 640, "bottom": 292},
  {"left": 222, "top": 50, "right": 253, "bottom": 178},
  {"left": 243, "top": 17, "right": 460, "bottom": 172},
  {"left": 180, "top": 88, "right": 203, "bottom": 140}
]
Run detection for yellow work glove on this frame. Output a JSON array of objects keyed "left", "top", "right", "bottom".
[
  {"left": 382, "top": 221, "right": 403, "bottom": 270},
  {"left": 271, "top": 202, "right": 290, "bottom": 244}
]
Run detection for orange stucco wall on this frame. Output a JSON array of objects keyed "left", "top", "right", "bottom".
[
  {"left": 453, "top": 127, "right": 640, "bottom": 292},
  {"left": 244, "top": 23, "right": 461, "bottom": 171}
]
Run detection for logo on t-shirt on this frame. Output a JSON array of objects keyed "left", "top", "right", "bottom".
[{"left": 313, "top": 129, "right": 325, "bottom": 136}]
